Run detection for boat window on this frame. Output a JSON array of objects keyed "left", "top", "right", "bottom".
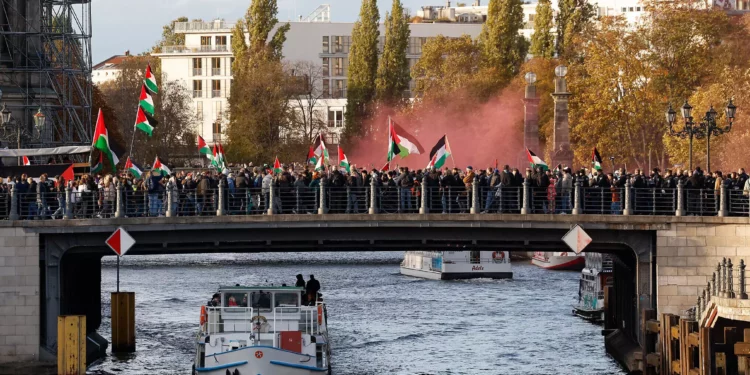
[
  {"left": 274, "top": 292, "right": 299, "bottom": 307},
  {"left": 250, "top": 291, "right": 272, "bottom": 310},
  {"left": 225, "top": 293, "right": 248, "bottom": 307}
]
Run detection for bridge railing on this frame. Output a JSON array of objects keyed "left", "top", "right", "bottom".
[{"left": 3, "top": 180, "right": 750, "bottom": 219}]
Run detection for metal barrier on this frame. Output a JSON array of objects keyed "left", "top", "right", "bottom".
[
  {"left": 582, "top": 187, "right": 622, "bottom": 215},
  {"left": 728, "top": 189, "right": 749, "bottom": 216},
  {"left": 684, "top": 189, "right": 717, "bottom": 216},
  {"left": 478, "top": 185, "right": 523, "bottom": 214},
  {"left": 632, "top": 188, "right": 676, "bottom": 215}
]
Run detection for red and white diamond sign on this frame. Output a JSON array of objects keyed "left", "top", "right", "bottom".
[
  {"left": 105, "top": 227, "right": 135, "bottom": 257},
  {"left": 562, "top": 225, "right": 592, "bottom": 254}
]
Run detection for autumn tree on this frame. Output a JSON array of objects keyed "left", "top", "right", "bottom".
[
  {"left": 376, "top": 0, "right": 411, "bottom": 105},
  {"left": 343, "top": 0, "right": 380, "bottom": 143},
  {"left": 151, "top": 16, "right": 189, "bottom": 53},
  {"left": 555, "top": 0, "right": 595, "bottom": 59},
  {"left": 530, "top": 0, "right": 555, "bottom": 58},
  {"left": 228, "top": 0, "right": 291, "bottom": 163},
  {"left": 412, "top": 35, "right": 483, "bottom": 102},
  {"left": 478, "top": 0, "right": 528, "bottom": 92}
]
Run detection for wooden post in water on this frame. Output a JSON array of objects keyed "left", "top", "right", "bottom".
[
  {"left": 603, "top": 286, "right": 613, "bottom": 330},
  {"left": 57, "top": 315, "right": 86, "bottom": 375},
  {"left": 111, "top": 292, "right": 136, "bottom": 352}
]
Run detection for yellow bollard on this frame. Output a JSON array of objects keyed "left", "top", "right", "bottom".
[
  {"left": 57, "top": 315, "right": 86, "bottom": 375},
  {"left": 111, "top": 292, "right": 136, "bottom": 353}
]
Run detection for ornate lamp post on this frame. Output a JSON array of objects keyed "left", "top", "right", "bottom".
[
  {"left": 666, "top": 101, "right": 702, "bottom": 172},
  {"left": 666, "top": 100, "right": 736, "bottom": 173},
  {"left": 0, "top": 103, "right": 45, "bottom": 164}
]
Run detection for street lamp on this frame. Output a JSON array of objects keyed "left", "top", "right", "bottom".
[
  {"left": 700, "top": 100, "right": 736, "bottom": 173},
  {"left": 0, "top": 103, "right": 43, "bottom": 164},
  {"left": 666, "top": 101, "right": 704, "bottom": 172}
]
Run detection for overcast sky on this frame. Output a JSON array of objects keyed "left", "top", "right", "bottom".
[{"left": 92, "top": 0, "right": 433, "bottom": 62}]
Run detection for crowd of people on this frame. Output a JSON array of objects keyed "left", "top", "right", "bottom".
[{"left": 2, "top": 162, "right": 750, "bottom": 219}]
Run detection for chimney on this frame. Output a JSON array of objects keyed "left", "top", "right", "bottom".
[
  {"left": 125, "top": 50, "right": 130, "bottom": 56},
  {"left": 447, "top": 1, "right": 451, "bottom": 7}
]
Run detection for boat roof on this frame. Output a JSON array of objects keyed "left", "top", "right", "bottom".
[{"left": 219, "top": 285, "right": 304, "bottom": 291}]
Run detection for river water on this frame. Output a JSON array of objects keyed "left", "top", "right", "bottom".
[{"left": 88, "top": 252, "right": 625, "bottom": 375}]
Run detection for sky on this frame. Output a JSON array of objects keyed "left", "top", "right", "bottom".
[{"left": 92, "top": 0, "right": 433, "bottom": 62}]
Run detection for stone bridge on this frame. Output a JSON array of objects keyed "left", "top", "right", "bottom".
[{"left": 0, "top": 213, "right": 748, "bottom": 366}]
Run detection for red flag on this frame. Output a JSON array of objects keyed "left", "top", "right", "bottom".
[
  {"left": 307, "top": 146, "right": 315, "bottom": 164},
  {"left": 22, "top": 156, "right": 30, "bottom": 166},
  {"left": 381, "top": 162, "right": 389, "bottom": 172},
  {"left": 62, "top": 164, "right": 74, "bottom": 182},
  {"left": 273, "top": 157, "right": 282, "bottom": 174}
]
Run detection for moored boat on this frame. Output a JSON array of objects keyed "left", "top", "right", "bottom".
[
  {"left": 192, "top": 285, "right": 331, "bottom": 375},
  {"left": 400, "top": 250, "right": 512, "bottom": 280},
  {"left": 531, "top": 251, "right": 585, "bottom": 271},
  {"left": 573, "top": 253, "right": 613, "bottom": 322}
]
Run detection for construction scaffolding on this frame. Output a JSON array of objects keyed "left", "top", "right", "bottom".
[{"left": 0, "top": 0, "right": 93, "bottom": 149}]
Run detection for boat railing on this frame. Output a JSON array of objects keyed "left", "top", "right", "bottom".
[
  {"left": 273, "top": 304, "right": 326, "bottom": 337},
  {"left": 204, "top": 306, "right": 257, "bottom": 334}
]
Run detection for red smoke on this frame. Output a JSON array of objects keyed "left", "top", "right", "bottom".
[{"left": 347, "top": 88, "right": 526, "bottom": 170}]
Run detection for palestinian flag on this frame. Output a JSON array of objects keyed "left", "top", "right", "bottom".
[
  {"left": 307, "top": 146, "right": 315, "bottom": 165},
  {"left": 139, "top": 85, "right": 155, "bottom": 115},
  {"left": 90, "top": 153, "right": 103, "bottom": 174},
  {"left": 22, "top": 156, "right": 30, "bottom": 166},
  {"left": 381, "top": 162, "right": 390, "bottom": 172},
  {"left": 388, "top": 118, "right": 423, "bottom": 162},
  {"left": 312, "top": 134, "right": 329, "bottom": 165},
  {"left": 92, "top": 109, "right": 119, "bottom": 170},
  {"left": 273, "top": 157, "right": 282, "bottom": 174},
  {"left": 426, "top": 135, "right": 451, "bottom": 170},
  {"left": 211, "top": 144, "right": 221, "bottom": 171},
  {"left": 144, "top": 63, "right": 158, "bottom": 94},
  {"left": 134, "top": 106, "right": 155, "bottom": 136},
  {"left": 315, "top": 154, "right": 326, "bottom": 171},
  {"left": 217, "top": 143, "right": 227, "bottom": 170},
  {"left": 152, "top": 156, "right": 171, "bottom": 176},
  {"left": 592, "top": 148, "right": 603, "bottom": 171},
  {"left": 338, "top": 146, "right": 350, "bottom": 173},
  {"left": 526, "top": 148, "right": 549, "bottom": 171},
  {"left": 197, "top": 135, "right": 213, "bottom": 161},
  {"left": 125, "top": 157, "right": 143, "bottom": 178}
]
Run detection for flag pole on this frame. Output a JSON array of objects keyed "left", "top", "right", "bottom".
[{"left": 446, "top": 135, "right": 457, "bottom": 169}]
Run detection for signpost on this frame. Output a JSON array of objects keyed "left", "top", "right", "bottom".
[
  {"left": 562, "top": 224, "right": 592, "bottom": 254},
  {"left": 105, "top": 227, "right": 135, "bottom": 292}
]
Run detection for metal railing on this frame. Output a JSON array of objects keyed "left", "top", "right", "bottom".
[
  {"left": 162, "top": 45, "right": 230, "bottom": 54},
  {"left": 174, "top": 21, "right": 236, "bottom": 32},
  {"left": 4, "top": 180, "right": 750, "bottom": 220},
  {"left": 212, "top": 68, "right": 222, "bottom": 76},
  {"left": 211, "top": 90, "right": 221, "bottom": 98},
  {"left": 192, "top": 68, "right": 202, "bottom": 76},
  {"left": 192, "top": 90, "right": 202, "bottom": 98}
]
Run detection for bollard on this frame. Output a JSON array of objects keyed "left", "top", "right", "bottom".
[
  {"left": 64, "top": 187, "right": 72, "bottom": 220},
  {"left": 216, "top": 180, "right": 225, "bottom": 216},
  {"left": 58, "top": 315, "right": 86, "bottom": 375},
  {"left": 704, "top": 283, "right": 710, "bottom": 310},
  {"left": 318, "top": 179, "right": 327, "bottom": 215},
  {"left": 572, "top": 181, "right": 581, "bottom": 215},
  {"left": 722, "top": 259, "right": 728, "bottom": 297},
  {"left": 165, "top": 183, "right": 174, "bottom": 218},
  {"left": 369, "top": 177, "right": 378, "bottom": 214},
  {"left": 470, "top": 180, "right": 478, "bottom": 214},
  {"left": 675, "top": 179, "right": 685, "bottom": 216},
  {"left": 497, "top": 183, "right": 504, "bottom": 214},
  {"left": 295, "top": 187, "right": 301, "bottom": 214},
  {"left": 115, "top": 182, "right": 124, "bottom": 218},
  {"left": 718, "top": 184, "right": 728, "bottom": 217},
  {"left": 712, "top": 272, "right": 718, "bottom": 296},
  {"left": 420, "top": 178, "right": 428, "bottom": 214},
  {"left": 267, "top": 183, "right": 275, "bottom": 215},
  {"left": 740, "top": 260, "right": 748, "bottom": 299},
  {"left": 346, "top": 185, "right": 351, "bottom": 213},
  {"left": 622, "top": 181, "right": 632, "bottom": 216},
  {"left": 728, "top": 259, "right": 736, "bottom": 298},
  {"left": 521, "top": 179, "right": 530, "bottom": 215},
  {"left": 111, "top": 292, "right": 136, "bottom": 353},
  {"left": 9, "top": 183, "right": 18, "bottom": 220},
  {"left": 695, "top": 296, "right": 702, "bottom": 320}
]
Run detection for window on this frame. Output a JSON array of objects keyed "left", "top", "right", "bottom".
[
  {"left": 274, "top": 293, "right": 299, "bottom": 307},
  {"left": 322, "top": 58, "right": 330, "bottom": 77},
  {"left": 200, "top": 36, "right": 211, "bottom": 46},
  {"left": 322, "top": 36, "right": 329, "bottom": 53},
  {"left": 328, "top": 109, "right": 343, "bottom": 127},
  {"left": 216, "top": 35, "right": 227, "bottom": 46},
  {"left": 333, "top": 57, "right": 344, "bottom": 76},
  {"left": 211, "top": 58, "right": 221, "bottom": 76},
  {"left": 196, "top": 101, "right": 203, "bottom": 120},
  {"left": 323, "top": 79, "right": 330, "bottom": 98},
  {"left": 212, "top": 80, "right": 221, "bottom": 97},
  {"left": 528, "top": 14, "right": 535, "bottom": 22},
  {"left": 250, "top": 291, "right": 272, "bottom": 310},
  {"left": 192, "top": 80, "right": 203, "bottom": 98},
  {"left": 213, "top": 121, "right": 222, "bottom": 142},
  {"left": 636, "top": 6, "right": 641, "bottom": 11},
  {"left": 333, "top": 80, "right": 346, "bottom": 98},
  {"left": 214, "top": 101, "right": 222, "bottom": 119},
  {"left": 621, "top": 7, "right": 626, "bottom": 12},
  {"left": 192, "top": 58, "right": 202, "bottom": 76},
  {"left": 628, "top": 7, "right": 634, "bottom": 11},
  {"left": 224, "top": 293, "right": 248, "bottom": 307},
  {"left": 333, "top": 36, "right": 350, "bottom": 53}
]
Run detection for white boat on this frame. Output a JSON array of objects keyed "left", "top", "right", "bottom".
[
  {"left": 573, "top": 253, "right": 613, "bottom": 322},
  {"left": 400, "top": 250, "right": 512, "bottom": 280},
  {"left": 192, "top": 286, "right": 331, "bottom": 375},
  {"left": 531, "top": 251, "right": 585, "bottom": 271}
]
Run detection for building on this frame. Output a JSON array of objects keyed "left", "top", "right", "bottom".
[{"left": 92, "top": 51, "right": 133, "bottom": 85}]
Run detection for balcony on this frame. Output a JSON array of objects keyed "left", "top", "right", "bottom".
[
  {"left": 331, "top": 89, "right": 347, "bottom": 99},
  {"left": 213, "top": 133, "right": 223, "bottom": 142},
  {"left": 161, "top": 45, "right": 231, "bottom": 54},
  {"left": 174, "top": 21, "right": 236, "bottom": 32},
  {"left": 327, "top": 120, "right": 343, "bottom": 128},
  {"left": 193, "top": 90, "right": 203, "bottom": 98},
  {"left": 212, "top": 68, "right": 221, "bottom": 76},
  {"left": 193, "top": 68, "right": 202, "bottom": 76},
  {"left": 212, "top": 90, "right": 222, "bottom": 98}
]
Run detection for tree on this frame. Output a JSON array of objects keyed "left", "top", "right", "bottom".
[
  {"left": 151, "top": 17, "right": 189, "bottom": 53},
  {"left": 376, "top": 0, "right": 411, "bottom": 105},
  {"left": 227, "top": 0, "right": 291, "bottom": 163},
  {"left": 412, "top": 35, "right": 483, "bottom": 102},
  {"left": 530, "top": 0, "right": 555, "bottom": 58},
  {"left": 478, "top": 0, "right": 528, "bottom": 91},
  {"left": 343, "top": 0, "right": 380, "bottom": 143},
  {"left": 555, "top": 0, "right": 595, "bottom": 59},
  {"left": 285, "top": 61, "right": 328, "bottom": 149}
]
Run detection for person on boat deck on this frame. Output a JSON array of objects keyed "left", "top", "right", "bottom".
[
  {"left": 240, "top": 295, "right": 248, "bottom": 307},
  {"left": 227, "top": 295, "right": 238, "bottom": 307},
  {"left": 208, "top": 293, "right": 220, "bottom": 307},
  {"left": 295, "top": 274, "right": 305, "bottom": 287},
  {"left": 306, "top": 275, "right": 321, "bottom": 305},
  {"left": 257, "top": 291, "right": 271, "bottom": 309}
]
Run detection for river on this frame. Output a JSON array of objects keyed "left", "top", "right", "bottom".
[{"left": 88, "top": 252, "right": 625, "bottom": 375}]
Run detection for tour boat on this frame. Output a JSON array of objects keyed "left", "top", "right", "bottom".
[
  {"left": 573, "top": 253, "right": 613, "bottom": 322},
  {"left": 192, "top": 285, "right": 331, "bottom": 375},
  {"left": 530, "top": 251, "right": 585, "bottom": 271},
  {"left": 400, "top": 250, "right": 512, "bottom": 280}
]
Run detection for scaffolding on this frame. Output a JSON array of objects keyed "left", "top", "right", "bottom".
[{"left": 0, "top": 0, "right": 93, "bottom": 148}]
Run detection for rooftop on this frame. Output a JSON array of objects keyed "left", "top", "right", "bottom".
[{"left": 93, "top": 52, "right": 132, "bottom": 70}]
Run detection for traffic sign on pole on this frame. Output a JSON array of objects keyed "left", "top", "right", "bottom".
[
  {"left": 562, "top": 225, "right": 592, "bottom": 254},
  {"left": 106, "top": 227, "right": 135, "bottom": 257}
]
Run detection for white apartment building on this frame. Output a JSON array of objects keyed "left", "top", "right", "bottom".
[{"left": 92, "top": 51, "right": 133, "bottom": 85}]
